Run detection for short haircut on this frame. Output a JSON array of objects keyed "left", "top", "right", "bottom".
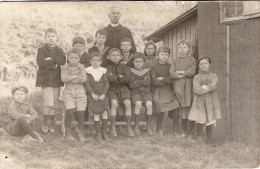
[
  {"left": 144, "top": 41, "right": 157, "bottom": 56},
  {"left": 109, "top": 48, "right": 122, "bottom": 56},
  {"left": 72, "top": 36, "right": 85, "bottom": 46},
  {"left": 45, "top": 28, "right": 57, "bottom": 36},
  {"left": 198, "top": 57, "right": 212, "bottom": 64},
  {"left": 68, "top": 49, "right": 80, "bottom": 58},
  {"left": 120, "top": 37, "right": 132, "bottom": 46},
  {"left": 109, "top": 6, "right": 120, "bottom": 14},
  {"left": 95, "top": 29, "right": 107, "bottom": 37},
  {"left": 89, "top": 52, "right": 103, "bottom": 61},
  {"left": 132, "top": 52, "right": 145, "bottom": 62},
  {"left": 157, "top": 45, "right": 171, "bottom": 55},
  {"left": 177, "top": 40, "right": 191, "bottom": 49}
]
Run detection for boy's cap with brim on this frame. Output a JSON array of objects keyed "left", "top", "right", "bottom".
[
  {"left": 72, "top": 36, "right": 85, "bottom": 46},
  {"left": 11, "top": 85, "right": 29, "bottom": 94},
  {"left": 89, "top": 100, "right": 107, "bottom": 114}
]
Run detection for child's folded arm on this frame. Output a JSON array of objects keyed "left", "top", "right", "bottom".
[
  {"left": 51, "top": 48, "right": 66, "bottom": 66},
  {"left": 136, "top": 74, "right": 151, "bottom": 87},
  {"left": 183, "top": 59, "right": 196, "bottom": 77},
  {"left": 61, "top": 67, "right": 77, "bottom": 83},
  {"left": 151, "top": 68, "right": 165, "bottom": 86},
  {"left": 169, "top": 62, "right": 181, "bottom": 79},
  {"left": 8, "top": 103, "right": 25, "bottom": 120},
  {"left": 72, "top": 64, "right": 87, "bottom": 83},
  {"left": 106, "top": 71, "right": 118, "bottom": 82},
  {"left": 36, "top": 48, "right": 57, "bottom": 69},
  {"left": 102, "top": 74, "right": 110, "bottom": 95},
  {"left": 119, "top": 68, "right": 131, "bottom": 84},
  {"left": 27, "top": 105, "right": 38, "bottom": 123},
  {"left": 161, "top": 77, "right": 172, "bottom": 84},
  {"left": 206, "top": 73, "right": 218, "bottom": 92},
  {"left": 193, "top": 75, "right": 207, "bottom": 95}
]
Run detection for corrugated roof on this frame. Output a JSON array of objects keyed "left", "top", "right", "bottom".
[{"left": 144, "top": 5, "right": 198, "bottom": 42}]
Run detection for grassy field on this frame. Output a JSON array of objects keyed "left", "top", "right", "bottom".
[{"left": 0, "top": 91, "right": 259, "bottom": 169}]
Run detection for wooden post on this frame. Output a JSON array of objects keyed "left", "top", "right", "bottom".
[
  {"left": 226, "top": 25, "right": 231, "bottom": 140},
  {"left": 3, "top": 67, "right": 7, "bottom": 81}
]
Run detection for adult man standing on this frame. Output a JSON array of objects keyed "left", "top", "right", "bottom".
[{"left": 105, "top": 6, "right": 136, "bottom": 53}]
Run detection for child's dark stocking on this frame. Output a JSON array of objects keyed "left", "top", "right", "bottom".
[
  {"left": 156, "top": 112, "right": 164, "bottom": 137},
  {"left": 48, "top": 115, "right": 55, "bottom": 133},
  {"left": 134, "top": 114, "right": 141, "bottom": 136},
  {"left": 181, "top": 119, "right": 188, "bottom": 136},
  {"left": 42, "top": 115, "right": 48, "bottom": 134},
  {"left": 196, "top": 123, "right": 204, "bottom": 139},
  {"left": 77, "top": 111, "right": 86, "bottom": 141},
  {"left": 126, "top": 116, "right": 134, "bottom": 137},
  {"left": 94, "top": 121, "right": 102, "bottom": 142},
  {"left": 188, "top": 121, "right": 195, "bottom": 138},
  {"left": 101, "top": 119, "right": 109, "bottom": 141},
  {"left": 64, "top": 109, "right": 75, "bottom": 141},
  {"left": 146, "top": 114, "right": 153, "bottom": 136},
  {"left": 110, "top": 116, "right": 117, "bottom": 137},
  {"left": 206, "top": 125, "right": 213, "bottom": 144},
  {"left": 169, "top": 108, "right": 180, "bottom": 134}
]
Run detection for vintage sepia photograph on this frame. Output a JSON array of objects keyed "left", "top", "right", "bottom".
[{"left": 0, "top": 1, "right": 259, "bottom": 168}]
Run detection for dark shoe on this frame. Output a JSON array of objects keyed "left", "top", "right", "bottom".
[
  {"left": 78, "top": 130, "right": 86, "bottom": 142},
  {"left": 156, "top": 127, "right": 164, "bottom": 137},
  {"left": 126, "top": 116, "right": 134, "bottom": 137},
  {"left": 65, "top": 129, "right": 75, "bottom": 141}
]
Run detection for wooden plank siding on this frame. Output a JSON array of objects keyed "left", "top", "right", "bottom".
[{"left": 162, "top": 15, "right": 197, "bottom": 63}]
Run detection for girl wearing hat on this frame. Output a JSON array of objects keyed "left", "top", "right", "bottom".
[
  {"left": 8, "top": 86, "right": 44, "bottom": 143},
  {"left": 85, "top": 52, "right": 110, "bottom": 142}
]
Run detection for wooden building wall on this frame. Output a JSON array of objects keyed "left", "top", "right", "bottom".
[
  {"left": 198, "top": 2, "right": 260, "bottom": 145},
  {"left": 162, "top": 15, "right": 197, "bottom": 63}
]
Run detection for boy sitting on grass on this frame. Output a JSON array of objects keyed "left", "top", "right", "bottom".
[{"left": 8, "top": 86, "right": 44, "bottom": 143}]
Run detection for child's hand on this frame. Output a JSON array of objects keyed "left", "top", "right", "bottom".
[
  {"left": 26, "top": 114, "right": 30, "bottom": 118},
  {"left": 45, "top": 57, "right": 52, "bottom": 61},
  {"left": 71, "top": 75, "right": 78, "bottom": 79},
  {"left": 176, "top": 71, "right": 185, "bottom": 75},
  {"left": 99, "top": 94, "right": 105, "bottom": 100},
  {"left": 110, "top": 72, "right": 114, "bottom": 75},
  {"left": 92, "top": 93, "right": 99, "bottom": 101},
  {"left": 178, "top": 75, "right": 185, "bottom": 78},
  {"left": 201, "top": 85, "right": 209, "bottom": 91},
  {"left": 118, "top": 75, "right": 124, "bottom": 78},
  {"left": 157, "top": 77, "right": 163, "bottom": 80},
  {"left": 120, "top": 61, "right": 127, "bottom": 65}
]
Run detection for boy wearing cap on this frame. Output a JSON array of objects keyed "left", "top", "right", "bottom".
[
  {"left": 8, "top": 86, "right": 44, "bottom": 143},
  {"left": 36, "top": 28, "right": 66, "bottom": 134},
  {"left": 72, "top": 36, "right": 90, "bottom": 68},
  {"left": 129, "top": 52, "right": 153, "bottom": 136},
  {"left": 61, "top": 50, "right": 87, "bottom": 141}
]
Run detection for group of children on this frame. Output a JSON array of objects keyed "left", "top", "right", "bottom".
[{"left": 7, "top": 27, "right": 221, "bottom": 145}]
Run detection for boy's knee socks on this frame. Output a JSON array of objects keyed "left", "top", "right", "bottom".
[
  {"left": 196, "top": 123, "right": 204, "bottom": 137},
  {"left": 188, "top": 121, "right": 195, "bottom": 135},
  {"left": 206, "top": 125, "right": 213, "bottom": 141},
  {"left": 156, "top": 112, "right": 164, "bottom": 128},
  {"left": 65, "top": 109, "right": 74, "bottom": 129},
  {"left": 77, "top": 111, "right": 85, "bottom": 131},
  {"left": 181, "top": 119, "right": 188, "bottom": 134}
]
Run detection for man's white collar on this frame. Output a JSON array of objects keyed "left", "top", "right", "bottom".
[{"left": 110, "top": 23, "right": 120, "bottom": 27}]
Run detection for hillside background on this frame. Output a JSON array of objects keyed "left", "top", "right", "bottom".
[{"left": 0, "top": 1, "right": 197, "bottom": 97}]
